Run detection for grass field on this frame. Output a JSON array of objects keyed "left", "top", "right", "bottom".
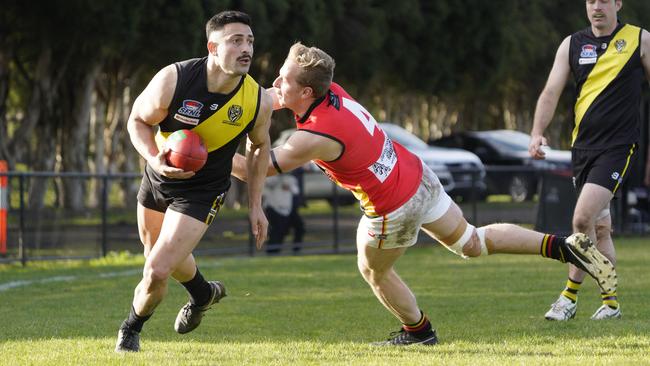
[{"left": 1, "top": 238, "right": 649, "bottom": 365}]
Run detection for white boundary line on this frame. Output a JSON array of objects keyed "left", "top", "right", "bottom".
[
  {"left": 0, "top": 270, "right": 140, "bottom": 292},
  {"left": 0, "top": 262, "right": 222, "bottom": 292}
]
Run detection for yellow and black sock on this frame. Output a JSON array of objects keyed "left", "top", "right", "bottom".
[
  {"left": 540, "top": 234, "right": 568, "bottom": 261},
  {"left": 601, "top": 291, "right": 619, "bottom": 309},
  {"left": 560, "top": 278, "right": 581, "bottom": 303},
  {"left": 402, "top": 311, "right": 432, "bottom": 338}
]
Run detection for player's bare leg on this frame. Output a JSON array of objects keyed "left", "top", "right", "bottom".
[
  {"left": 133, "top": 209, "right": 208, "bottom": 315},
  {"left": 422, "top": 203, "right": 549, "bottom": 255},
  {"left": 569, "top": 184, "right": 614, "bottom": 281},
  {"left": 138, "top": 204, "right": 197, "bottom": 281},
  {"left": 565, "top": 184, "right": 620, "bottom": 319},
  {"left": 421, "top": 201, "right": 616, "bottom": 293},
  {"left": 357, "top": 245, "right": 419, "bottom": 323},
  {"left": 358, "top": 243, "right": 438, "bottom": 346},
  {"left": 544, "top": 183, "right": 619, "bottom": 320},
  {"left": 116, "top": 209, "right": 209, "bottom": 352}
]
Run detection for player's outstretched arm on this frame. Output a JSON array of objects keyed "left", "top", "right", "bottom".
[
  {"left": 232, "top": 129, "right": 342, "bottom": 183},
  {"left": 127, "top": 65, "right": 193, "bottom": 179},
  {"left": 245, "top": 90, "right": 273, "bottom": 248},
  {"left": 530, "top": 36, "right": 571, "bottom": 160}
]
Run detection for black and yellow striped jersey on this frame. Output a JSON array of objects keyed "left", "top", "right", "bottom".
[
  {"left": 569, "top": 23, "right": 645, "bottom": 149},
  {"left": 148, "top": 57, "right": 261, "bottom": 195}
]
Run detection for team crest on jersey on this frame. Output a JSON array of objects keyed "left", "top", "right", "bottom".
[
  {"left": 614, "top": 39, "right": 627, "bottom": 53},
  {"left": 223, "top": 105, "right": 243, "bottom": 126},
  {"left": 579, "top": 44, "right": 598, "bottom": 65}
]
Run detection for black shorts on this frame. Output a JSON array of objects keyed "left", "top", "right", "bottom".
[
  {"left": 137, "top": 171, "right": 226, "bottom": 225},
  {"left": 572, "top": 144, "right": 637, "bottom": 195}
]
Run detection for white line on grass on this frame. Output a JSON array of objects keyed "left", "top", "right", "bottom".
[
  {"left": 0, "top": 271, "right": 139, "bottom": 292},
  {"left": 0, "top": 262, "right": 222, "bottom": 292}
]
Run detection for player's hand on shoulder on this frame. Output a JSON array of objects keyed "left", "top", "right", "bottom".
[
  {"left": 528, "top": 135, "right": 548, "bottom": 160},
  {"left": 149, "top": 148, "right": 195, "bottom": 179}
]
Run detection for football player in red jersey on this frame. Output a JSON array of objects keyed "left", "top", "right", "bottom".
[{"left": 233, "top": 42, "right": 616, "bottom": 346}]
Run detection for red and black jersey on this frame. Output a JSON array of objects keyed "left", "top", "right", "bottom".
[
  {"left": 295, "top": 83, "right": 422, "bottom": 216},
  {"left": 569, "top": 23, "right": 645, "bottom": 149}
]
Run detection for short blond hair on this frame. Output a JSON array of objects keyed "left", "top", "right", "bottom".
[{"left": 287, "top": 42, "right": 335, "bottom": 98}]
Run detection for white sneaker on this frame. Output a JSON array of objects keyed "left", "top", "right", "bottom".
[
  {"left": 591, "top": 304, "right": 621, "bottom": 320},
  {"left": 544, "top": 296, "right": 577, "bottom": 321}
]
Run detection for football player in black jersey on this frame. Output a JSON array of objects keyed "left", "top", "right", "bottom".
[
  {"left": 115, "top": 10, "right": 273, "bottom": 352},
  {"left": 530, "top": 0, "right": 650, "bottom": 321}
]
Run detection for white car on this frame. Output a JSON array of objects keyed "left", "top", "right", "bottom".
[
  {"left": 272, "top": 128, "right": 454, "bottom": 205},
  {"left": 379, "top": 123, "right": 487, "bottom": 200}
]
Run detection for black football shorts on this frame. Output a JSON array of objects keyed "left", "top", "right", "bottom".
[
  {"left": 571, "top": 143, "right": 637, "bottom": 195},
  {"left": 137, "top": 171, "right": 226, "bottom": 225}
]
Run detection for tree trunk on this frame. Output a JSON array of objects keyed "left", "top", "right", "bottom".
[
  {"left": 0, "top": 49, "right": 11, "bottom": 164},
  {"left": 60, "top": 63, "right": 100, "bottom": 211},
  {"left": 88, "top": 88, "right": 106, "bottom": 208}
]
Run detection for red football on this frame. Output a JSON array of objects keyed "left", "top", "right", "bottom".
[{"left": 164, "top": 129, "right": 208, "bottom": 172}]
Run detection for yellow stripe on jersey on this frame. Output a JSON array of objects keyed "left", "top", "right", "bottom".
[
  {"left": 572, "top": 24, "right": 640, "bottom": 145},
  {"left": 155, "top": 74, "right": 260, "bottom": 152},
  {"left": 351, "top": 185, "right": 377, "bottom": 217},
  {"left": 612, "top": 144, "right": 635, "bottom": 194}
]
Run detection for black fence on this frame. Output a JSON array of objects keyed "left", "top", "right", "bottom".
[{"left": 0, "top": 167, "right": 648, "bottom": 266}]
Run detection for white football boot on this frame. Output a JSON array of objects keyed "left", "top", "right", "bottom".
[
  {"left": 544, "top": 295, "right": 577, "bottom": 321},
  {"left": 591, "top": 304, "right": 622, "bottom": 320}
]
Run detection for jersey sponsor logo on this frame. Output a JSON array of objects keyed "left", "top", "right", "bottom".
[
  {"left": 223, "top": 105, "right": 243, "bottom": 126},
  {"left": 580, "top": 44, "right": 598, "bottom": 58},
  {"left": 178, "top": 99, "right": 203, "bottom": 118},
  {"left": 611, "top": 172, "right": 620, "bottom": 180},
  {"left": 614, "top": 39, "right": 627, "bottom": 53},
  {"left": 368, "top": 135, "right": 397, "bottom": 183},
  {"left": 579, "top": 44, "right": 598, "bottom": 65},
  {"left": 209, "top": 103, "right": 219, "bottom": 110},
  {"left": 173, "top": 113, "right": 199, "bottom": 125}
]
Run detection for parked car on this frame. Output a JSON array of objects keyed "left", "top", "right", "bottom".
[
  {"left": 272, "top": 128, "right": 454, "bottom": 205},
  {"left": 379, "top": 123, "right": 487, "bottom": 201},
  {"left": 429, "top": 129, "right": 572, "bottom": 202}
]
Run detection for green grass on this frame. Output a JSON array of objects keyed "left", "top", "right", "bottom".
[{"left": 1, "top": 239, "right": 649, "bottom": 365}]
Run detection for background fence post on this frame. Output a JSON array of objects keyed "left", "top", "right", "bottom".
[
  {"left": 101, "top": 174, "right": 108, "bottom": 257},
  {"left": 18, "top": 173, "right": 26, "bottom": 266},
  {"left": 0, "top": 161, "right": 7, "bottom": 257}
]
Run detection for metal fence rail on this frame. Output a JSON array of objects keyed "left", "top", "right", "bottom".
[{"left": 0, "top": 168, "right": 647, "bottom": 266}]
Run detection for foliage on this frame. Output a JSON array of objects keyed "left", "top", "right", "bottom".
[{"left": 2, "top": 0, "right": 649, "bottom": 207}]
